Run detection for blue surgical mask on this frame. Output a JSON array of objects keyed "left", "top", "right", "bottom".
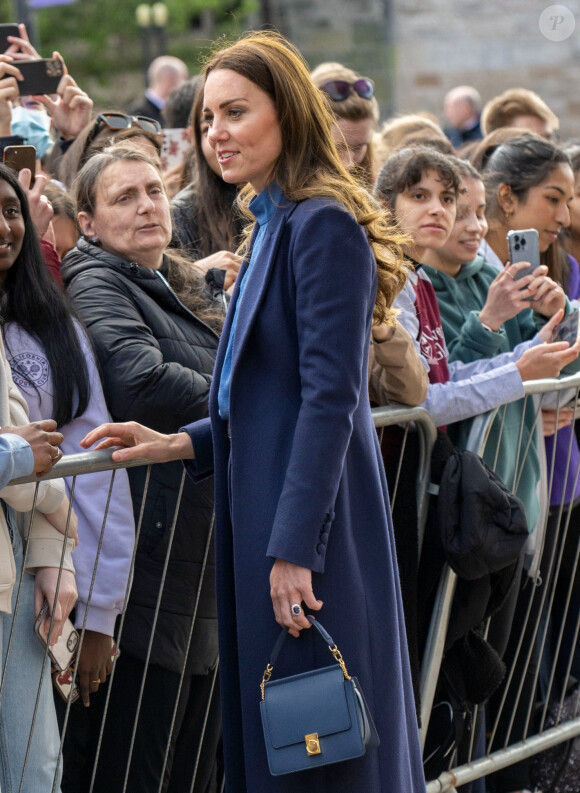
[{"left": 10, "top": 106, "right": 53, "bottom": 159}]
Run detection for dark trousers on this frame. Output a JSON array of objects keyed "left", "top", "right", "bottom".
[{"left": 57, "top": 654, "right": 221, "bottom": 793}]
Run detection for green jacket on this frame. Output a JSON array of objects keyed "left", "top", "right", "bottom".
[{"left": 423, "top": 256, "right": 543, "bottom": 530}]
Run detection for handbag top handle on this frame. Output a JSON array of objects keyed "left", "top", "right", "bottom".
[{"left": 260, "top": 616, "right": 351, "bottom": 700}]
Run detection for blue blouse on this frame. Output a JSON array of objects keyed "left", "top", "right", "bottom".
[{"left": 218, "top": 183, "right": 282, "bottom": 421}]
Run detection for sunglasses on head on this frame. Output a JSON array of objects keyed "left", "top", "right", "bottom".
[
  {"left": 84, "top": 112, "right": 162, "bottom": 150},
  {"left": 319, "top": 78, "right": 374, "bottom": 102}
]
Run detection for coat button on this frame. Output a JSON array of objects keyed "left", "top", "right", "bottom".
[
  {"left": 155, "top": 521, "right": 163, "bottom": 529},
  {"left": 316, "top": 543, "right": 325, "bottom": 554}
]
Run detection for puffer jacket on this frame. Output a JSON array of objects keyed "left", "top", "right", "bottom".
[{"left": 61, "top": 239, "right": 222, "bottom": 675}]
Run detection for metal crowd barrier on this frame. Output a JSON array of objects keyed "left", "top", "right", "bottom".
[
  {"left": 1, "top": 406, "right": 436, "bottom": 793},
  {"left": 3, "top": 384, "right": 580, "bottom": 793},
  {"left": 424, "top": 371, "right": 580, "bottom": 792}
]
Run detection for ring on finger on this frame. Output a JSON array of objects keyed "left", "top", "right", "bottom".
[
  {"left": 291, "top": 603, "right": 302, "bottom": 617},
  {"left": 92, "top": 679, "right": 101, "bottom": 684}
]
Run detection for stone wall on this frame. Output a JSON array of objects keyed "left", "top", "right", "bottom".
[{"left": 269, "top": 0, "right": 580, "bottom": 138}]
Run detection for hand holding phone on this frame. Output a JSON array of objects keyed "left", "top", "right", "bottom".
[
  {"left": 34, "top": 600, "right": 79, "bottom": 671},
  {"left": 507, "top": 229, "right": 540, "bottom": 282},
  {"left": 14, "top": 58, "right": 63, "bottom": 96},
  {"left": 0, "top": 24, "right": 20, "bottom": 54},
  {"left": 3, "top": 144, "right": 36, "bottom": 186},
  {"left": 552, "top": 309, "right": 580, "bottom": 345}
]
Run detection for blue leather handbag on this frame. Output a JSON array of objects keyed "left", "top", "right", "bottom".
[{"left": 259, "top": 617, "right": 379, "bottom": 776}]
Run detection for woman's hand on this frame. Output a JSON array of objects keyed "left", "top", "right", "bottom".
[
  {"left": 77, "top": 630, "right": 116, "bottom": 707},
  {"left": 371, "top": 323, "right": 395, "bottom": 343},
  {"left": 36, "top": 53, "right": 93, "bottom": 141},
  {"left": 542, "top": 407, "right": 574, "bottom": 437},
  {"left": 2, "top": 418, "right": 63, "bottom": 476},
  {"left": 270, "top": 559, "right": 323, "bottom": 638},
  {"left": 18, "top": 169, "right": 53, "bottom": 238},
  {"left": 478, "top": 263, "right": 546, "bottom": 330},
  {"left": 515, "top": 337, "right": 580, "bottom": 381},
  {"left": 0, "top": 55, "right": 22, "bottom": 135},
  {"left": 529, "top": 275, "right": 566, "bottom": 317},
  {"left": 81, "top": 421, "right": 194, "bottom": 463},
  {"left": 34, "top": 567, "right": 77, "bottom": 645},
  {"left": 538, "top": 308, "right": 564, "bottom": 343},
  {"left": 4, "top": 24, "right": 41, "bottom": 60},
  {"left": 195, "top": 251, "right": 243, "bottom": 291}
]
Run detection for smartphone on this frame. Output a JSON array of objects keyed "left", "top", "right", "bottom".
[
  {"left": 3, "top": 144, "right": 36, "bottom": 186},
  {"left": 52, "top": 664, "right": 80, "bottom": 704},
  {"left": 507, "top": 229, "right": 541, "bottom": 281},
  {"left": 33, "top": 601, "right": 79, "bottom": 672},
  {"left": 553, "top": 309, "right": 580, "bottom": 344},
  {"left": 15, "top": 58, "right": 63, "bottom": 96},
  {"left": 0, "top": 24, "right": 20, "bottom": 53}
]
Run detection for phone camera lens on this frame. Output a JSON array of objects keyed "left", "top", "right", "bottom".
[
  {"left": 521, "top": 238, "right": 526, "bottom": 247},
  {"left": 514, "top": 243, "right": 520, "bottom": 251},
  {"left": 514, "top": 235, "right": 520, "bottom": 242}
]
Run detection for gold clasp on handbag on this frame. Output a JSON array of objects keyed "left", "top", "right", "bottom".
[
  {"left": 305, "top": 733, "right": 321, "bottom": 755},
  {"left": 329, "top": 644, "right": 351, "bottom": 680},
  {"left": 260, "top": 663, "right": 273, "bottom": 701}
]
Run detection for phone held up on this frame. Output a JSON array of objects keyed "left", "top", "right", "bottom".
[
  {"left": 14, "top": 58, "right": 63, "bottom": 96},
  {"left": 553, "top": 308, "right": 580, "bottom": 345},
  {"left": 0, "top": 23, "right": 20, "bottom": 53},
  {"left": 3, "top": 144, "right": 36, "bottom": 186},
  {"left": 507, "top": 228, "right": 541, "bottom": 282}
]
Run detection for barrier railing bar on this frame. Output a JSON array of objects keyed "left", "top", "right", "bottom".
[
  {"left": 55, "top": 470, "right": 117, "bottom": 791},
  {"left": 88, "top": 465, "right": 152, "bottom": 793},
  {"left": 157, "top": 511, "right": 216, "bottom": 793},
  {"left": 24, "top": 476, "right": 76, "bottom": 793},
  {"left": 426, "top": 716, "right": 580, "bottom": 792},
  {"left": 121, "top": 468, "right": 187, "bottom": 793}
]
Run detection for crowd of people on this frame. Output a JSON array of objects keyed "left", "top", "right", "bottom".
[{"left": 0, "top": 21, "right": 579, "bottom": 793}]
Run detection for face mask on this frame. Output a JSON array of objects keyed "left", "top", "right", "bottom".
[{"left": 10, "top": 106, "right": 53, "bottom": 158}]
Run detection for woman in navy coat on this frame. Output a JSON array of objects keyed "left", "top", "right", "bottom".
[{"left": 83, "top": 30, "right": 426, "bottom": 793}]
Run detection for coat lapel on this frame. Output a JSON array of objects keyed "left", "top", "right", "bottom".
[{"left": 229, "top": 202, "right": 293, "bottom": 380}]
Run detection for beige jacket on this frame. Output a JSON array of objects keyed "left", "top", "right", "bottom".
[
  {"left": 369, "top": 320, "right": 429, "bottom": 407},
  {"left": 0, "top": 340, "right": 73, "bottom": 613}
]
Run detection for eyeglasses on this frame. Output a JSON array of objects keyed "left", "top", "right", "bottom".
[
  {"left": 319, "top": 79, "right": 374, "bottom": 102},
  {"left": 84, "top": 112, "right": 162, "bottom": 151}
]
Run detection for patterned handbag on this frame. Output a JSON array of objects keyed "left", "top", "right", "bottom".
[{"left": 259, "top": 616, "right": 379, "bottom": 776}]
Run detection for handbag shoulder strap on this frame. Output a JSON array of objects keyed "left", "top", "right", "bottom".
[{"left": 260, "top": 617, "right": 351, "bottom": 700}]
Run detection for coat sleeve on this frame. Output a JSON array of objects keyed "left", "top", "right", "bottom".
[
  {"left": 368, "top": 320, "right": 429, "bottom": 406},
  {"left": 180, "top": 417, "right": 214, "bottom": 483},
  {"left": 266, "top": 205, "right": 376, "bottom": 573},
  {"left": 66, "top": 271, "right": 212, "bottom": 431}
]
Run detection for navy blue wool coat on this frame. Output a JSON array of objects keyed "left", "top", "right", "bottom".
[{"left": 183, "top": 194, "right": 426, "bottom": 793}]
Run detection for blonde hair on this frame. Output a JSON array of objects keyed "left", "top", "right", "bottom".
[
  {"left": 374, "top": 113, "right": 449, "bottom": 170},
  {"left": 202, "top": 31, "right": 408, "bottom": 325},
  {"left": 481, "top": 88, "right": 559, "bottom": 135}
]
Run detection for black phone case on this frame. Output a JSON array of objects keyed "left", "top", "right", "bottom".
[
  {"left": 0, "top": 24, "right": 20, "bottom": 53},
  {"left": 16, "top": 58, "right": 63, "bottom": 96}
]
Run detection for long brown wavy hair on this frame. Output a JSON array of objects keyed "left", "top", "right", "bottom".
[{"left": 202, "top": 30, "right": 408, "bottom": 326}]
